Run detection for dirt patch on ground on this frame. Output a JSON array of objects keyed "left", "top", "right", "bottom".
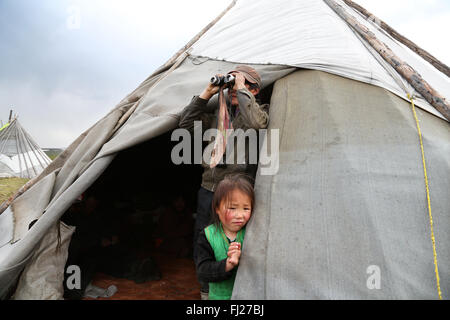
[{"left": 86, "top": 253, "right": 201, "bottom": 300}]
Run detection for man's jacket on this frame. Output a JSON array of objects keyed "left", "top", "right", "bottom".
[{"left": 178, "top": 87, "right": 269, "bottom": 191}]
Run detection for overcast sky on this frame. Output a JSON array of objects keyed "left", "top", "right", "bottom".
[{"left": 0, "top": 0, "right": 449, "bottom": 148}]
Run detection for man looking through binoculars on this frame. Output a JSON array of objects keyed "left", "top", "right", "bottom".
[{"left": 178, "top": 65, "right": 269, "bottom": 300}]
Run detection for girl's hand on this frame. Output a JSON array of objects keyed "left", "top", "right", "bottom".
[{"left": 225, "top": 242, "right": 241, "bottom": 271}]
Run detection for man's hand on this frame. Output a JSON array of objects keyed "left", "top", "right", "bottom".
[
  {"left": 232, "top": 72, "right": 246, "bottom": 91},
  {"left": 199, "top": 74, "right": 223, "bottom": 100},
  {"left": 225, "top": 242, "right": 241, "bottom": 272}
]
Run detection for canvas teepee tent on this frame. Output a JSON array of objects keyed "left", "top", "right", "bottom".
[
  {"left": 0, "top": 0, "right": 449, "bottom": 299},
  {"left": 0, "top": 116, "right": 52, "bottom": 179}
]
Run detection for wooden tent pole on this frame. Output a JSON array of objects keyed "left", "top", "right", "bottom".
[
  {"left": 342, "top": 0, "right": 450, "bottom": 78},
  {"left": 323, "top": 0, "right": 450, "bottom": 122}
]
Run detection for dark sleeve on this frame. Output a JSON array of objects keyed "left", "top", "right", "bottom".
[
  {"left": 236, "top": 87, "right": 269, "bottom": 129},
  {"left": 178, "top": 96, "right": 216, "bottom": 132},
  {"left": 195, "top": 230, "right": 234, "bottom": 283}
]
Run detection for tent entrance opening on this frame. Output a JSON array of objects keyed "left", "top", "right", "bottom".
[{"left": 61, "top": 131, "right": 203, "bottom": 299}]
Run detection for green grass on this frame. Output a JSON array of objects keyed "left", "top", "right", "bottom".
[
  {"left": 44, "top": 148, "right": 63, "bottom": 160},
  {"left": 0, "top": 177, "right": 29, "bottom": 204}
]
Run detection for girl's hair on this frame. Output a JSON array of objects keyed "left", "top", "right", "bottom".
[{"left": 210, "top": 173, "right": 255, "bottom": 227}]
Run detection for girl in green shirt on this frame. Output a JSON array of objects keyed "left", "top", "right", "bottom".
[{"left": 195, "top": 174, "right": 255, "bottom": 300}]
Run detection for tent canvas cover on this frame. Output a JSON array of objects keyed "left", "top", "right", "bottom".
[
  {"left": 0, "top": 0, "right": 449, "bottom": 299},
  {"left": 0, "top": 117, "right": 52, "bottom": 179}
]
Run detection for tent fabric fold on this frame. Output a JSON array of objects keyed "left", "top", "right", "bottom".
[{"left": 13, "top": 222, "right": 75, "bottom": 300}]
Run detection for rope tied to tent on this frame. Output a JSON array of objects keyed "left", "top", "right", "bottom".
[{"left": 407, "top": 93, "right": 442, "bottom": 300}]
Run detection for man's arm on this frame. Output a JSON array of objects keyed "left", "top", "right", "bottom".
[
  {"left": 236, "top": 87, "right": 269, "bottom": 129},
  {"left": 231, "top": 73, "right": 269, "bottom": 129},
  {"left": 178, "top": 96, "right": 215, "bottom": 132},
  {"left": 178, "top": 77, "right": 222, "bottom": 132}
]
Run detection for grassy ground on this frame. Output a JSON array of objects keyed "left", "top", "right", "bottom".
[
  {"left": 0, "top": 177, "right": 29, "bottom": 204},
  {"left": 44, "top": 148, "right": 63, "bottom": 160}
]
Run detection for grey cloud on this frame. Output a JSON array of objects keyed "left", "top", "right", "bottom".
[{"left": 0, "top": 0, "right": 183, "bottom": 147}]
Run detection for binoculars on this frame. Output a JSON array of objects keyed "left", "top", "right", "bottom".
[{"left": 210, "top": 74, "right": 235, "bottom": 87}]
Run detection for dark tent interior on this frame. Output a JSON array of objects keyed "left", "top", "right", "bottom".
[{"left": 61, "top": 131, "right": 203, "bottom": 299}]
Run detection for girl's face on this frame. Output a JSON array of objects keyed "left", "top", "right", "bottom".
[{"left": 216, "top": 189, "right": 252, "bottom": 235}]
